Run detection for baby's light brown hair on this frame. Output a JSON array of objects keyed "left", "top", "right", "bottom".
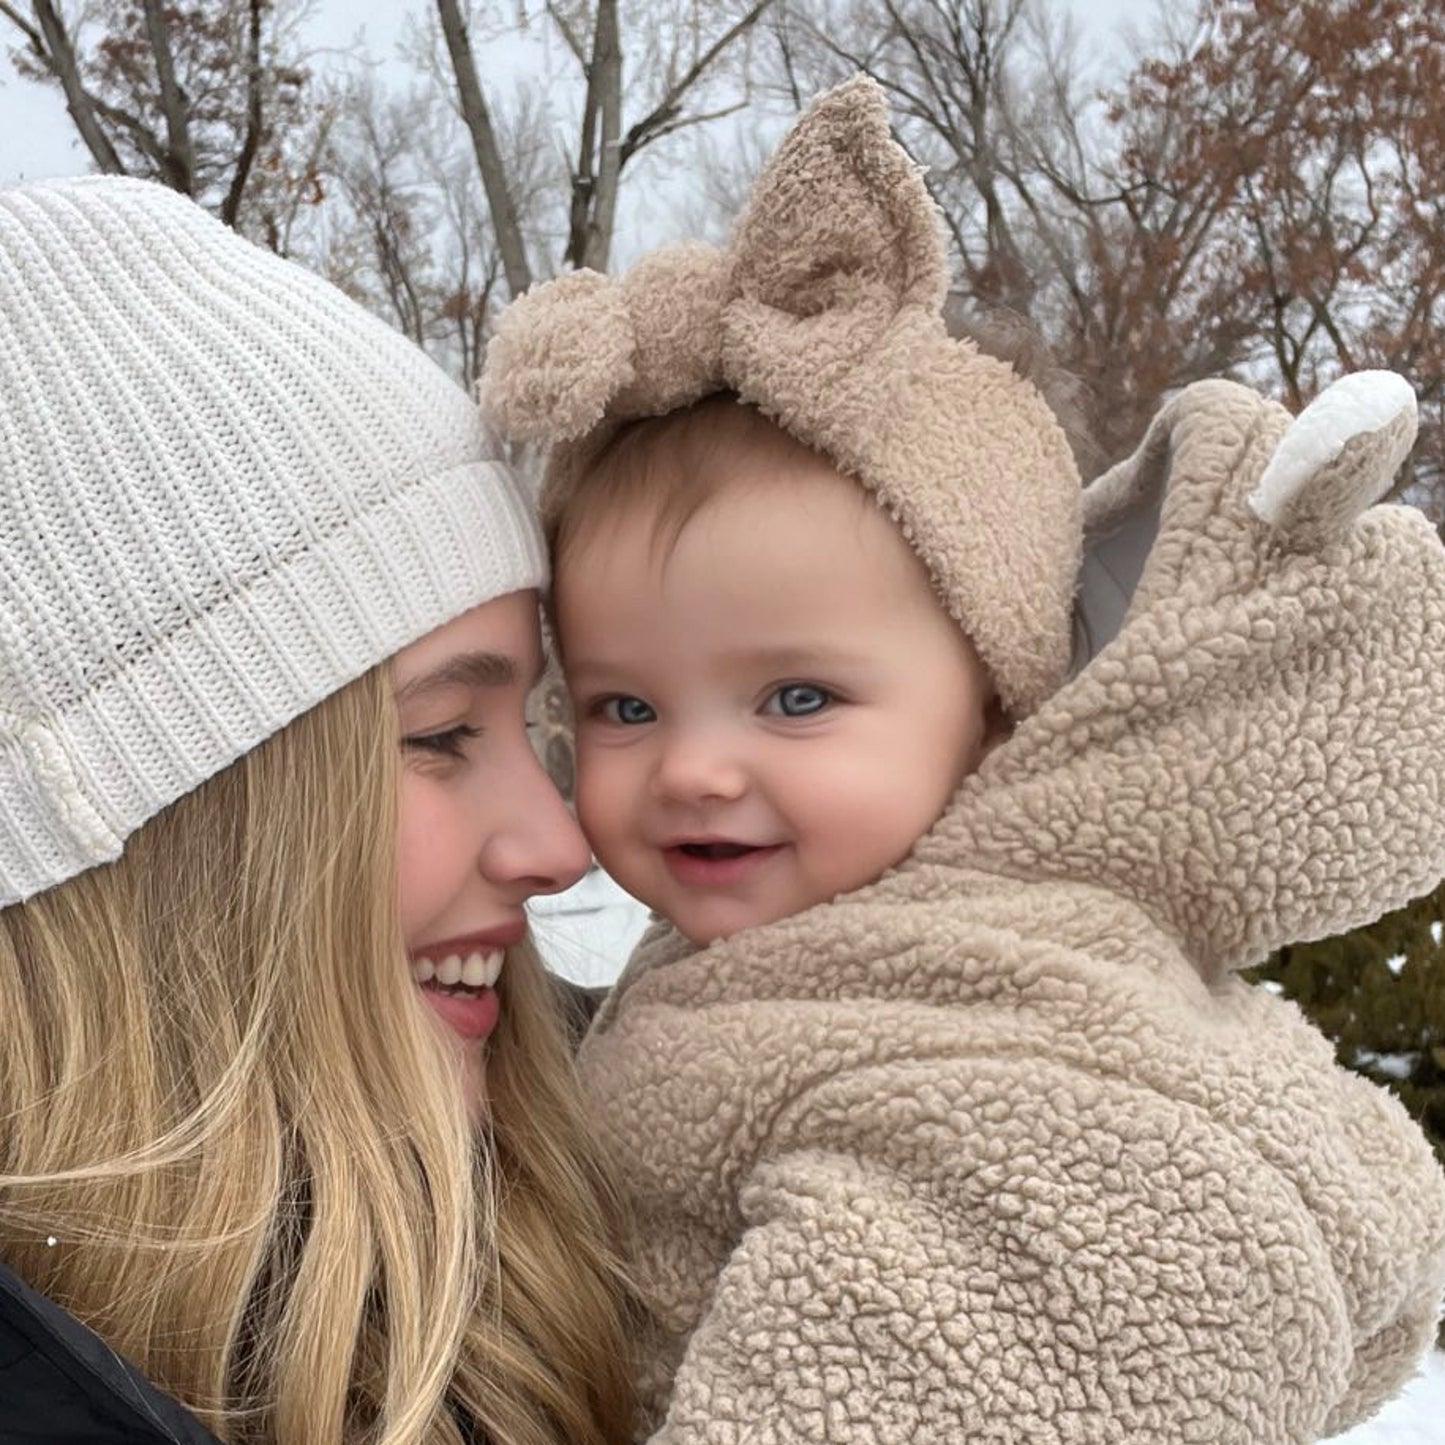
[{"left": 550, "top": 393, "right": 857, "bottom": 570}]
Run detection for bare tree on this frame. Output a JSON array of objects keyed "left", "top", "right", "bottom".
[
  {"left": 321, "top": 73, "right": 551, "bottom": 387},
  {"left": 435, "top": 0, "right": 533, "bottom": 293},
  {"left": 0, "top": 0, "right": 329, "bottom": 246},
  {"left": 1110, "top": 0, "right": 1445, "bottom": 498},
  {"left": 431, "top": 0, "right": 779, "bottom": 293}
]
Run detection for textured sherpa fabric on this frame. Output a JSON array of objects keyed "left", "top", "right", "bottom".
[
  {"left": 481, "top": 77, "right": 1081, "bottom": 718},
  {"left": 577, "top": 375, "right": 1445, "bottom": 1443}
]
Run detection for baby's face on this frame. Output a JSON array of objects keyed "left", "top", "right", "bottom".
[{"left": 555, "top": 455, "right": 995, "bottom": 944}]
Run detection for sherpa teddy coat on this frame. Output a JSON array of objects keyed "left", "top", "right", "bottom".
[
  {"left": 574, "top": 374, "right": 1445, "bottom": 1444},
  {"left": 481, "top": 76, "right": 1445, "bottom": 1445}
]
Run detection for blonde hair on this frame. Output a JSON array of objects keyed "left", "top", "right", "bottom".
[{"left": 0, "top": 668, "right": 635, "bottom": 1444}]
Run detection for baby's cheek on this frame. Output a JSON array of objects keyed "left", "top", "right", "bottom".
[
  {"left": 838, "top": 773, "right": 949, "bottom": 880},
  {"left": 574, "top": 764, "right": 619, "bottom": 853},
  {"left": 574, "top": 754, "right": 641, "bottom": 874}
]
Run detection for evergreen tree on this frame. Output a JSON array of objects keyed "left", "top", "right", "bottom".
[
  {"left": 1250, "top": 881, "right": 1445, "bottom": 1344},
  {"left": 1250, "top": 881, "right": 1445, "bottom": 1170}
]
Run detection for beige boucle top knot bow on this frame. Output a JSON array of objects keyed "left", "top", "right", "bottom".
[{"left": 481, "top": 76, "right": 1081, "bottom": 718}]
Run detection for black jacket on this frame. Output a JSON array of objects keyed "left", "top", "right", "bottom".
[{"left": 0, "top": 1261, "right": 221, "bottom": 1444}]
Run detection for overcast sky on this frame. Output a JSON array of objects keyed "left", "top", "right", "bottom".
[{"left": 0, "top": 0, "right": 1160, "bottom": 189}]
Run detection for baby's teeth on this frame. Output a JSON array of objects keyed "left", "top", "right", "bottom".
[
  {"left": 461, "top": 952, "right": 487, "bottom": 988},
  {"left": 412, "top": 957, "right": 435, "bottom": 984},
  {"left": 437, "top": 954, "right": 462, "bottom": 986},
  {"left": 481, "top": 950, "right": 503, "bottom": 989}
]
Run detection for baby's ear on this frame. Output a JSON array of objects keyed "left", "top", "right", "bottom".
[
  {"left": 729, "top": 73, "right": 948, "bottom": 322},
  {"left": 1248, "top": 371, "right": 1418, "bottom": 550}
]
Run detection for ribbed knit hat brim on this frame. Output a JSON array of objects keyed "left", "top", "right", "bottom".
[{"left": 1, "top": 177, "right": 544, "bottom": 906}]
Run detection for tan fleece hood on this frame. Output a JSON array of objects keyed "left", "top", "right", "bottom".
[
  {"left": 482, "top": 76, "right": 1081, "bottom": 718},
  {"left": 577, "top": 369, "right": 1445, "bottom": 1443}
]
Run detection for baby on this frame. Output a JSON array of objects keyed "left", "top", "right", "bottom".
[
  {"left": 552, "top": 393, "right": 1004, "bottom": 948},
  {"left": 485, "top": 78, "right": 1445, "bottom": 1445}
]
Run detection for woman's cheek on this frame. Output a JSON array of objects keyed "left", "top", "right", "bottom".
[{"left": 396, "top": 774, "right": 468, "bottom": 945}]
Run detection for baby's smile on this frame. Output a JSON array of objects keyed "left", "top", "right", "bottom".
[{"left": 661, "top": 840, "right": 788, "bottom": 889}]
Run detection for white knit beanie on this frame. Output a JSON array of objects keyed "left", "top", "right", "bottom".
[{"left": 1, "top": 176, "right": 545, "bottom": 908}]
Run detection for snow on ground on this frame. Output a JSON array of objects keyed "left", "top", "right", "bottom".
[
  {"left": 1333, "top": 1350, "right": 1445, "bottom": 1444},
  {"left": 529, "top": 863, "right": 650, "bottom": 988},
  {"left": 533, "top": 877, "right": 1445, "bottom": 1445}
]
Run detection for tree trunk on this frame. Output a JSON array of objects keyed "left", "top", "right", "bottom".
[
  {"left": 222, "top": 0, "right": 265, "bottom": 227},
  {"left": 29, "top": 0, "right": 125, "bottom": 174},
  {"left": 141, "top": 0, "right": 195, "bottom": 194},
  {"left": 566, "top": 0, "right": 621, "bottom": 272},
  {"left": 435, "top": 0, "right": 533, "bottom": 298}
]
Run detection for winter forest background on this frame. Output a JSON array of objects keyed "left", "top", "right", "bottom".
[{"left": 2, "top": 0, "right": 1443, "bottom": 1343}]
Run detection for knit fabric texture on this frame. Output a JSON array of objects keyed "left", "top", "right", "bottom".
[
  {"left": 0, "top": 177, "right": 545, "bottom": 907},
  {"left": 480, "top": 77, "right": 1081, "bottom": 719},
  {"left": 577, "top": 374, "right": 1445, "bottom": 1443}
]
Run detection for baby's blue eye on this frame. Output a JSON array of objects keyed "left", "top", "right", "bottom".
[
  {"left": 600, "top": 695, "right": 656, "bottom": 725},
  {"left": 766, "top": 684, "right": 831, "bottom": 718}
]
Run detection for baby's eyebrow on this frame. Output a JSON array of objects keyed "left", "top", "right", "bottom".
[{"left": 724, "top": 643, "right": 871, "bottom": 671}]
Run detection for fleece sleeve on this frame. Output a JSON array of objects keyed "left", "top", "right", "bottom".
[{"left": 647, "top": 1052, "right": 1412, "bottom": 1445}]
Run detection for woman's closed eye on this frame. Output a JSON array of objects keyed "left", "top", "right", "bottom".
[
  {"left": 762, "top": 683, "right": 834, "bottom": 718},
  {"left": 593, "top": 695, "right": 657, "bottom": 726},
  {"left": 402, "top": 723, "right": 482, "bottom": 759}
]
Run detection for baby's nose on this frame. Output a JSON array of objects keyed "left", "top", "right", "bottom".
[{"left": 652, "top": 731, "right": 749, "bottom": 804}]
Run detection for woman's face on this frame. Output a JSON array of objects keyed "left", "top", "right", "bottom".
[{"left": 391, "top": 590, "right": 589, "bottom": 1106}]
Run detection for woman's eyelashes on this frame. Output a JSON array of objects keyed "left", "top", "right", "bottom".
[{"left": 402, "top": 722, "right": 483, "bottom": 759}]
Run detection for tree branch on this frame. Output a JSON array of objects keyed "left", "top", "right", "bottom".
[
  {"left": 222, "top": 0, "right": 264, "bottom": 227},
  {"left": 25, "top": 0, "right": 126, "bottom": 174},
  {"left": 619, "top": 0, "right": 777, "bottom": 168},
  {"left": 544, "top": 0, "right": 586, "bottom": 65}
]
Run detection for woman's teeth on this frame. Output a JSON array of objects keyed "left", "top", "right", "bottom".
[{"left": 411, "top": 950, "right": 503, "bottom": 990}]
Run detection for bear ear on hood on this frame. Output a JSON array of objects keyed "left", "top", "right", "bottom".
[
  {"left": 1072, "top": 372, "right": 1419, "bottom": 667},
  {"left": 730, "top": 74, "right": 948, "bottom": 325},
  {"left": 1248, "top": 370, "right": 1418, "bottom": 550}
]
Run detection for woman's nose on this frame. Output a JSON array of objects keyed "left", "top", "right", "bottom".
[{"left": 485, "top": 749, "right": 591, "bottom": 896}]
